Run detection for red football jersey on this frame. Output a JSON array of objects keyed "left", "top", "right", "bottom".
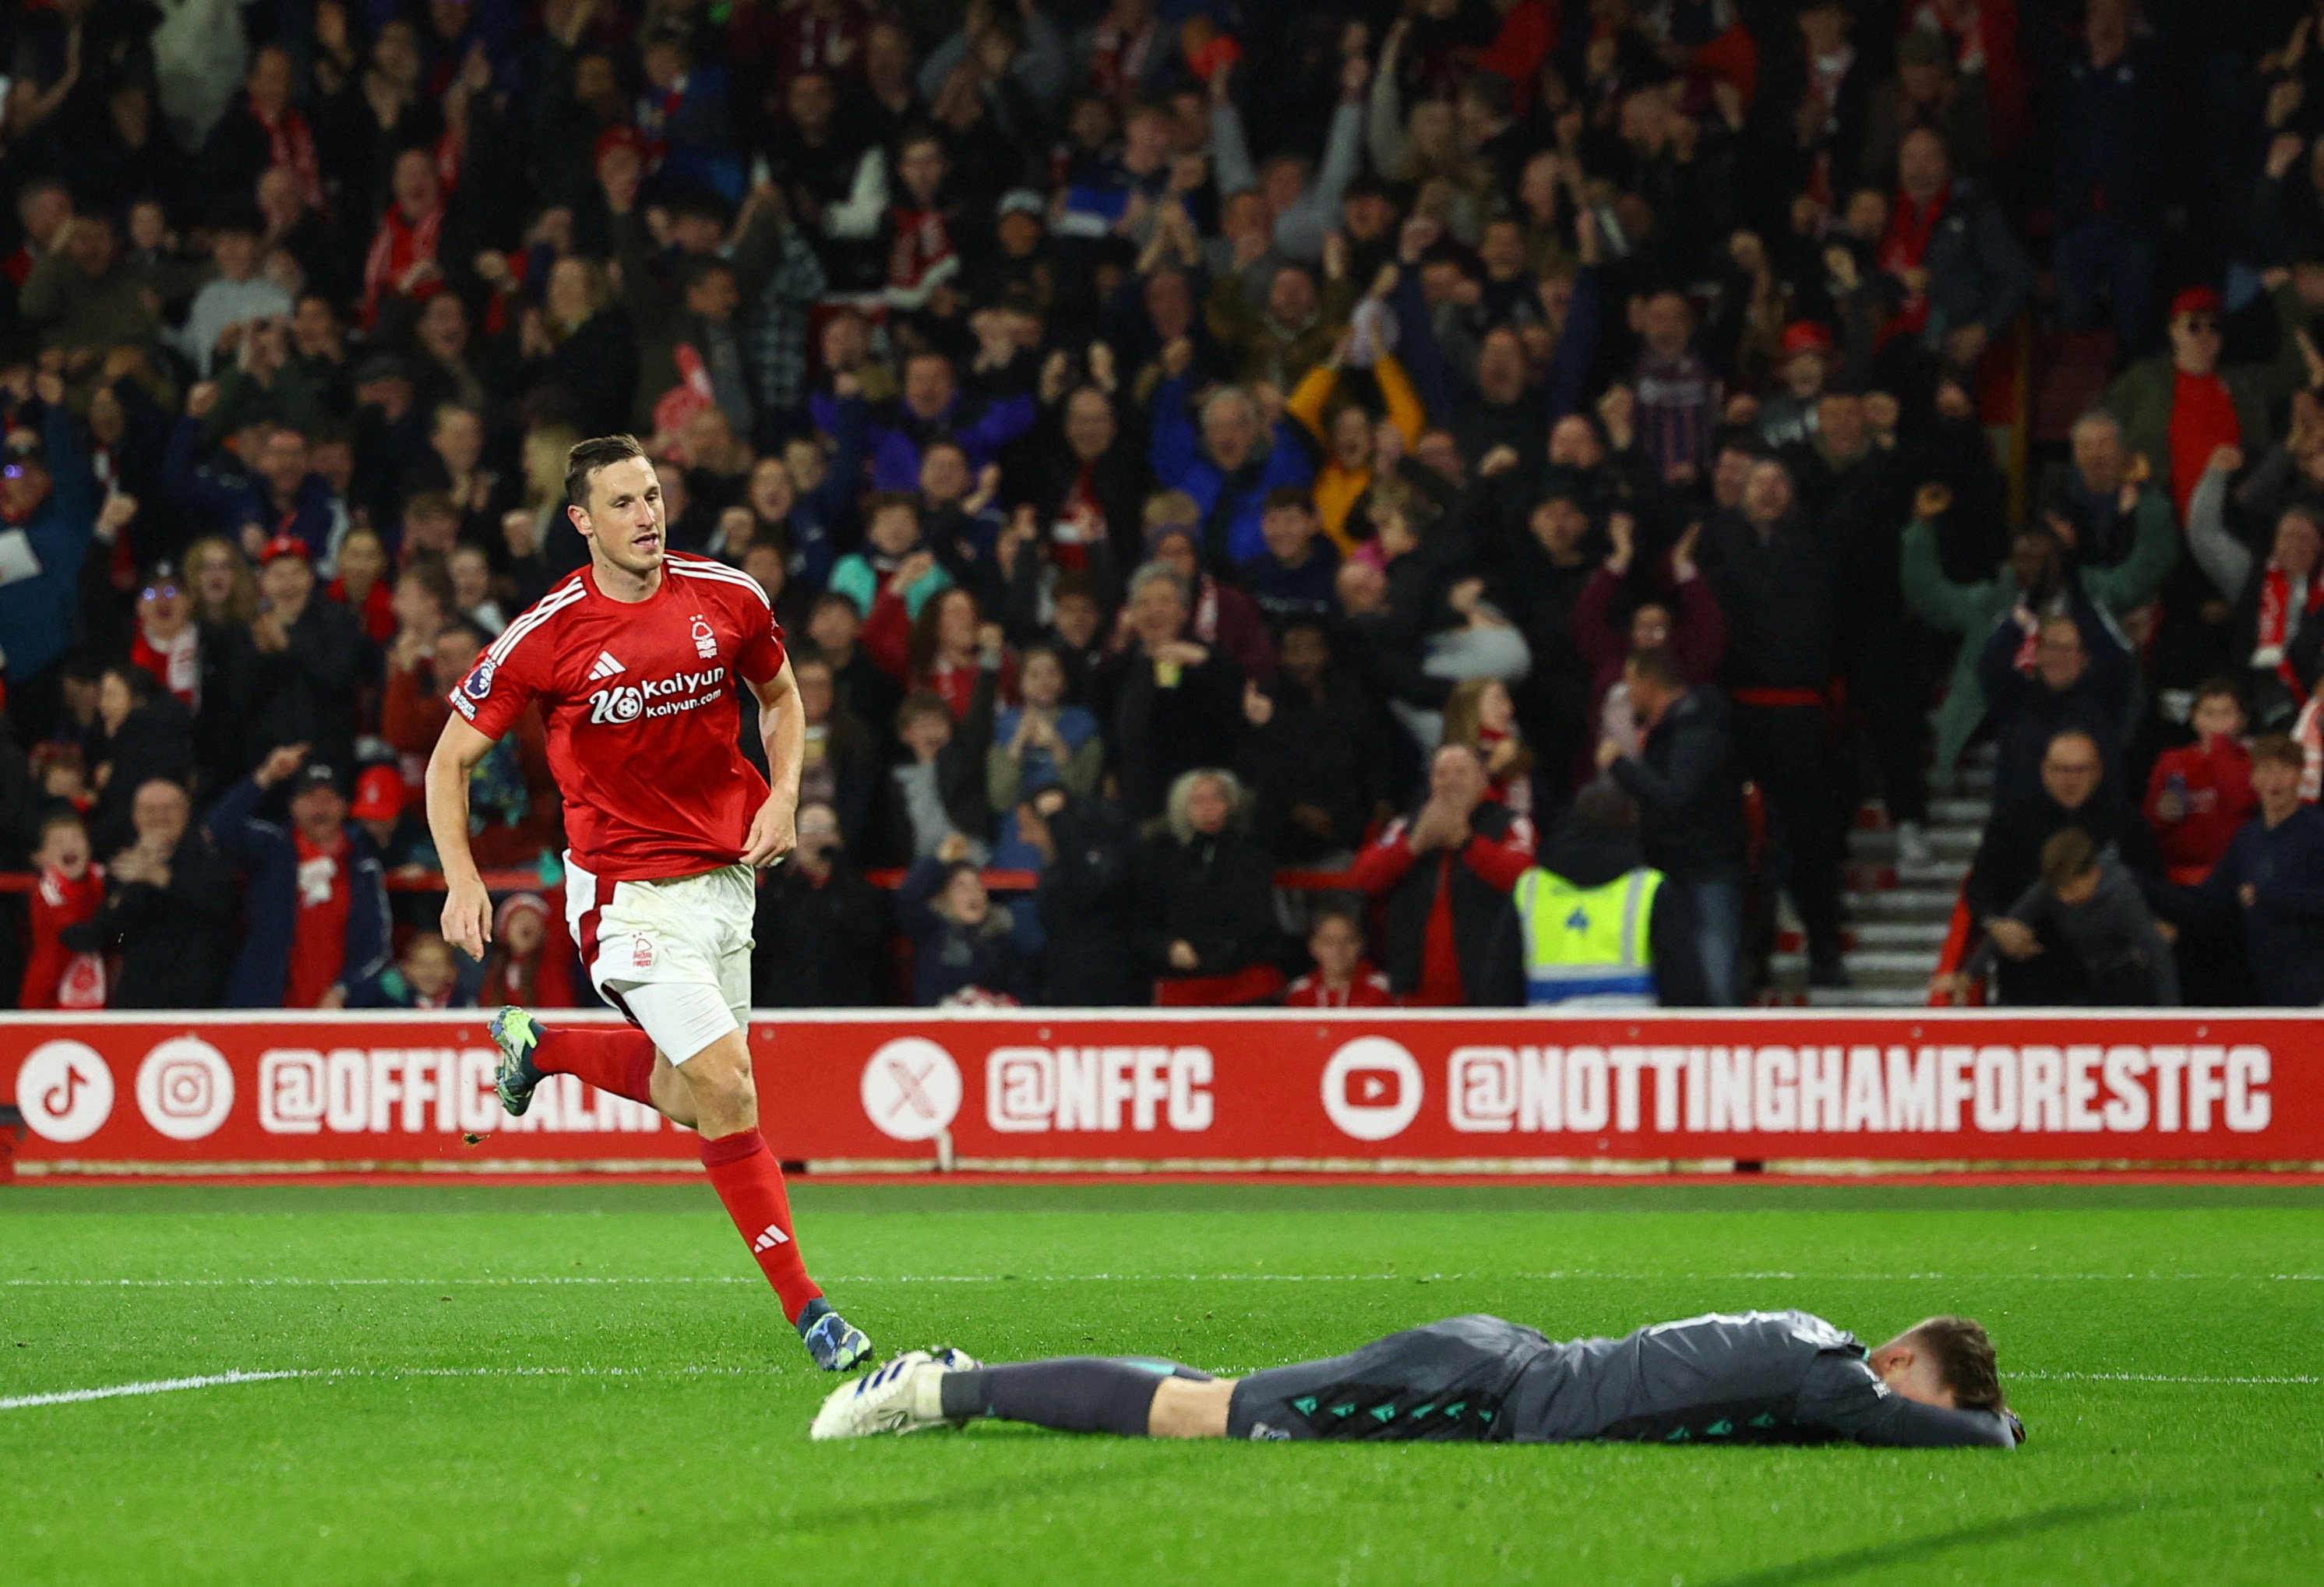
[{"left": 450, "top": 553, "right": 787, "bottom": 882}]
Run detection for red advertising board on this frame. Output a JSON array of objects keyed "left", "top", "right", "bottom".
[{"left": 4, "top": 1010, "right": 2318, "bottom": 1176}]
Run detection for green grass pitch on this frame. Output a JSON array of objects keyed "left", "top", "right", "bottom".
[{"left": 3, "top": 1182, "right": 2321, "bottom": 1585}]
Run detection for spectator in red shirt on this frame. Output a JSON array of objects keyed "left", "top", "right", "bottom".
[
  {"left": 2143, "top": 679, "right": 2256, "bottom": 882},
  {"left": 206, "top": 746, "right": 390, "bottom": 1009},
  {"left": 1352, "top": 743, "right": 1536, "bottom": 1006},
  {"left": 1284, "top": 898, "right": 1395, "bottom": 1009},
  {"left": 129, "top": 559, "right": 202, "bottom": 708},
  {"left": 20, "top": 810, "right": 107, "bottom": 1010}
]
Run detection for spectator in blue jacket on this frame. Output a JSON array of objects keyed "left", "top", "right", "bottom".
[
  {"left": 206, "top": 745, "right": 390, "bottom": 1009},
  {"left": 1149, "top": 349, "right": 1316, "bottom": 575},
  {"left": 809, "top": 350, "right": 1035, "bottom": 494},
  {"left": 165, "top": 418, "right": 337, "bottom": 564},
  {"left": 0, "top": 382, "right": 103, "bottom": 741},
  {"left": 1888, "top": 127, "right": 2033, "bottom": 376}
]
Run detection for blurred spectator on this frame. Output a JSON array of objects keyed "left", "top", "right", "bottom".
[
  {"left": 792, "top": 654, "right": 880, "bottom": 854},
  {"left": 1352, "top": 742, "right": 1533, "bottom": 1007},
  {"left": 1952, "top": 827, "right": 2178, "bottom": 1007},
  {"left": 226, "top": 534, "right": 361, "bottom": 781},
  {"left": 1604, "top": 648, "right": 1748, "bottom": 1007},
  {"left": 1496, "top": 780, "right": 1665, "bottom": 1009},
  {"left": 351, "top": 765, "right": 432, "bottom": 871},
  {"left": 206, "top": 746, "right": 390, "bottom": 1009},
  {"left": 2185, "top": 454, "right": 2323, "bottom": 731},
  {"left": 1878, "top": 126, "right": 2030, "bottom": 376},
  {"left": 1238, "top": 620, "right": 1384, "bottom": 866},
  {"left": 885, "top": 686, "right": 996, "bottom": 866},
  {"left": 1903, "top": 498, "right": 2171, "bottom": 782},
  {"left": 88, "top": 664, "right": 194, "bottom": 856},
  {"left": 1964, "top": 728, "right": 2163, "bottom": 1007},
  {"left": 1283, "top": 898, "right": 1394, "bottom": 1010},
  {"left": 0, "top": 384, "right": 104, "bottom": 744},
  {"left": 2104, "top": 287, "right": 2309, "bottom": 520},
  {"left": 989, "top": 645, "right": 1102, "bottom": 860},
  {"left": 363, "top": 931, "right": 467, "bottom": 1010},
  {"left": 898, "top": 848, "right": 1027, "bottom": 1007},
  {"left": 20, "top": 811, "right": 106, "bottom": 1010},
  {"left": 70, "top": 778, "right": 235, "bottom": 1008},
  {"left": 2143, "top": 680, "right": 2259, "bottom": 881},
  {"left": 1138, "top": 768, "right": 1284, "bottom": 1007},
  {"left": 753, "top": 802, "right": 888, "bottom": 1008},
  {"left": 2159, "top": 735, "right": 2324, "bottom": 1007},
  {"left": 1095, "top": 563, "right": 1246, "bottom": 821},
  {"left": 1008, "top": 781, "right": 1138, "bottom": 1007},
  {"left": 1977, "top": 593, "right": 2135, "bottom": 812}
]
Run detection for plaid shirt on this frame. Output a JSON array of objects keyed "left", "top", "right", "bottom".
[{"left": 746, "top": 231, "right": 827, "bottom": 422}]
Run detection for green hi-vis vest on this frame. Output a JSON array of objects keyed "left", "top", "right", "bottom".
[{"left": 1511, "top": 866, "right": 1663, "bottom": 1006}]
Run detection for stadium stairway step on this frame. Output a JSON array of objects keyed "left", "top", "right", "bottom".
[{"left": 1786, "top": 781, "right": 1991, "bottom": 1007}]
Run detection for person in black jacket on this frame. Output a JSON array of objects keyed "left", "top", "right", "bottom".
[
  {"left": 1237, "top": 622, "right": 1387, "bottom": 866},
  {"left": 65, "top": 778, "right": 235, "bottom": 1008},
  {"left": 2157, "top": 735, "right": 2324, "bottom": 1007},
  {"left": 753, "top": 802, "right": 890, "bottom": 1007},
  {"left": 1963, "top": 728, "right": 2164, "bottom": 1007},
  {"left": 1977, "top": 590, "right": 2135, "bottom": 813},
  {"left": 898, "top": 850, "right": 1029, "bottom": 1007},
  {"left": 1017, "top": 783, "right": 1144, "bottom": 1007},
  {"left": 1701, "top": 456, "right": 1847, "bottom": 985},
  {"left": 1604, "top": 649, "right": 1749, "bottom": 1007},
  {"left": 224, "top": 535, "right": 361, "bottom": 782},
  {"left": 1095, "top": 564, "right": 1247, "bottom": 822},
  {"left": 88, "top": 666, "right": 196, "bottom": 857},
  {"left": 1137, "top": 769, "right": 1284, "bottom": 1005}
]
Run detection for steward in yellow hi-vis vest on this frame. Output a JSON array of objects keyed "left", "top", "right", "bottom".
[{"left": 1501, "top": 784, "right": 1666, "bottom": 1007}]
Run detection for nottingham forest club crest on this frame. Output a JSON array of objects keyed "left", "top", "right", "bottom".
[{"left": 690, "top": 615, "right": 717, "bottom": 659}]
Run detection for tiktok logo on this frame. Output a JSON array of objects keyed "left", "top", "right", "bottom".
[{"left": 16, "top": 1041, "right": 116, "bottom": 1143}]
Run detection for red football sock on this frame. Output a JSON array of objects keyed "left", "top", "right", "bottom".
[
  {"left": 700, "top": 1128, "right": 823, "bottom": 1324},
  {"left": 533, "top": 1026, "right": 657, "bottom": 1105}
]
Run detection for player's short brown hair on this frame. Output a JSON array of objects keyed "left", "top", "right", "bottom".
[
  {"left": 1909, "top": 1316, "right": 2005, "bottom": 1412},
  {"left": 2251, "top": 733, "right": 2305, "bottom": 773},
  {"left": 565, "top": 434, "right": 647, "bottom": 512},
  {"left": 2039, "top": 827, "right": 2098, "bottom": 892}
]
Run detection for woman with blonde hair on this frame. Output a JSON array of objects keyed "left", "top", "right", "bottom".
[
  {"left": 1441, "top": 676, "right": 1536, "bottom": 816},
  {"left": 184, "top": 535, "right": 258, "bottom": 628},
  {"left": 513, "top": 256, "right": 637, "bottom": 436}
]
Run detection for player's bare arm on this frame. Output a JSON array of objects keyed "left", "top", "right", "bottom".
[
  {"left": 425, "top": 710, "right": 500, "bottom": 957},
  {"left": 742, "top": 659, "right": 806, "bottom": 869}
]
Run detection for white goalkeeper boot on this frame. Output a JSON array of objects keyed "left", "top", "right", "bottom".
[{"left": 809, "top": 1348, "right": 981, "bottom": 1440}]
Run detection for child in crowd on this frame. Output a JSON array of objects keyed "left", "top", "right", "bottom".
[
  {"left": 1283, "top": 899, "right": 1394, "bottom": 1009},
  {"left": 20, "top": 810, "right": 107, "bottom": 1010},
  {"left": 478, "top": 893, "right": 576, "bottom": 1008},
  {"left": 1945, "top": 830, "right": 2179, "bottom": 1007},
  {"left": 1441, "top": 677, "right": 1535, "bottom": 816},
  {"left": 898, "top": 847, "right": 1028, "bottom": 1007},
  {"left": 2143, "top": 678, "right": 2255, "bottom": 880},
  {"left": 367, "top": 931, "right": 467, "bottom": 1010}
]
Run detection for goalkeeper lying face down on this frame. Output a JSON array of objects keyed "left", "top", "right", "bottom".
[{"left": 812, "top": 1309, "right": 2024, "bottom": 1448}]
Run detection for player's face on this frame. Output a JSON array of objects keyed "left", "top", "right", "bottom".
[{"left": 578, "top": 457, "right": 665, "bottom": 574}]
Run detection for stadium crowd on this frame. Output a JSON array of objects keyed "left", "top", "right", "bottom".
[{"left": 4, "top": 0, "right": 2324, "bottom": 1015}]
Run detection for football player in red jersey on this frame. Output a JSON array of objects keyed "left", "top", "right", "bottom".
[{"left": 425, "top": 433, "right": 870, "bottom": 1370}]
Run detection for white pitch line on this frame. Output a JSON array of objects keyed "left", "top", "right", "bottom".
[
  {"left": 2015, "top": 1371, "right": 2320, "bottom": 1386},
  {"left": 1, "top": 1364, "right": 784, "bottom": 1412},
  {"left": 0, "top": 1370, "right": 311, "bottom": 1409}
]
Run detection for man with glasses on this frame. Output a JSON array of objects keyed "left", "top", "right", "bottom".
[
  {"left": 129, "top": 560, "right": 201, "bottom": 707},
  {"left": 2101, "top": 283, "right": 2312, "bottom": 520},
  {"left": 1977, "top": 596, "right": 2136, "bottom": 811},
  {"left": 1962, "top": 728, "right": 2163, "bottom": 1007}
]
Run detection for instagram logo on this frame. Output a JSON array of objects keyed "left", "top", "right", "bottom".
[{"left": 136, "top": 1037, "right": 235, "bottom": 1141}]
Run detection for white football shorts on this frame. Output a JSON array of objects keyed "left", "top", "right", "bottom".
[{"left": 565, "top": 859, "right": 754, "bottom": 1064}]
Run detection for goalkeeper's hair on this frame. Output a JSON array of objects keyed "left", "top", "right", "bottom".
[{"left": 1910, "top": 1316, "right": 2005, "bottom": 1412}]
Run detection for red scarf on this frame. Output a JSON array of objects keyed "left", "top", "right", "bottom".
[
  {"left": 2255, "top": 563, "right": 2324, "bottom": 697},
  {"left": 887, "top": 206, "right": 956, "bottom": 295},
  {"left": 361, "top": 199, "right": 445, "bottom": 328},
  {"left": 1878, "top": 187, "right": 1951, "bottom": 339},
  {"left": 258, "top": 101, "right": 324, "bottom": 212}
]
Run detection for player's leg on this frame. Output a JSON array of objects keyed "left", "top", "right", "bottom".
[
  {"left": 490, "top": 1007, "right": 661, "bottom": 1114},
  {"left": 811, "top": 1352, "right": 1229, "bottom": 1441},
  {"left": 641, "top": 991, "right": 872, "bottom": 1370}
]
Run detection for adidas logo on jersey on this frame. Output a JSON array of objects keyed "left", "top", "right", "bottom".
[
  {"left": 752, "top": 1224, "right": 791, "bottom": 1252},
  {"left": 588, "top": 651, "right": 625, "bottom": 680}
]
